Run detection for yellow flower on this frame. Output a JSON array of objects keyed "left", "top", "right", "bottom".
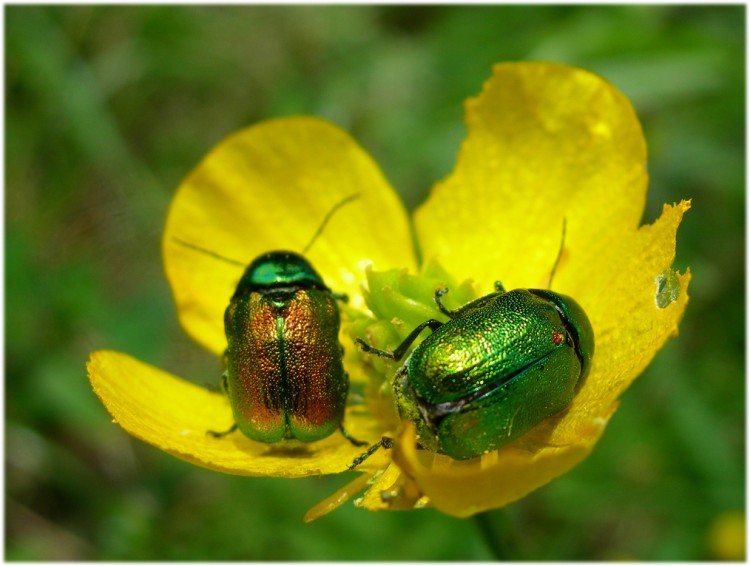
[
  {"left": 707, "top": 510, "right": 745, "bottom": 561},
  {"left": 87, "top": 62, "right": 690, "bottom": 520}
]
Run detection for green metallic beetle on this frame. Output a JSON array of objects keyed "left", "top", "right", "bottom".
[
  {"left": 178, "top": 195, "right": 364, "bottom": 446},
  {"left": 352, "top": 232, "right": 594, "bottom": 465}
]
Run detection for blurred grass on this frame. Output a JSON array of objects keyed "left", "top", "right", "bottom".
[{"left": 5, "top": 5, "right": 744, "bottom": 560}]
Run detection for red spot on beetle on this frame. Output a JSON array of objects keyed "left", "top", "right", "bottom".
[{"left": 551, "top": 331, "right": 565, "bottom": 345}]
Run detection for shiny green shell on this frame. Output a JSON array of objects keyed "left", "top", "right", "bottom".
[{"left": 393, "top": 287, "right": 594, "bottom": 460}]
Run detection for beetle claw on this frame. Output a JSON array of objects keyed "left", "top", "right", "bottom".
[
  {"left": 207, "top": 422, "right": 238, "bottom": 438},
  {"left": 355, "top": 338, "right": 395, "bottom": 360}
]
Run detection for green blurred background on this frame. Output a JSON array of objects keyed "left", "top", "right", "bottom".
[{"left": 6, "top": 5, "right": 744, "bottom": 560}]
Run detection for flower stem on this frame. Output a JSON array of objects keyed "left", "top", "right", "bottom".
[{"left": 474, "top": 508, "right": 523, "bottom": 560}]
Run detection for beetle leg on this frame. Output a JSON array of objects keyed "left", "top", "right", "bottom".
[
  {"left": 434, "top": 287, "right": 456, "bottom": 318},
  {"left": 207, "top": 371, "right": 236, "bottom": 437},
  {"left": 204, "top": 370, "right": 228, "bottom": 393},
  {"left": 357, "top": 319, "right": 443, "bottom": 362},
  {"left": 332, "top": 291, "right": 349, "bottom": 303},
  {"left": 206, "top": 422, "right": 238, "bottom": 438},
  {"left": 355, "top": 339, "right": 393, "bottom": 359},
  {"left": 339, "top": 424, "right": 368, "bottom": 447},
  {"left": 392, "top": 319, "right": 443, "bottom": 360},
  {"left": 494, "top": 281, "right": 506, "bottom": 293},
  {"left": 347, "top": 436, "right": 395, "bottom": 470}
]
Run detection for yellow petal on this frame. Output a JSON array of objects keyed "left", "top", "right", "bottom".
[
  {"left": 390, "top": 416, "right": 611, "bottom": 517},
  {"left": 549, "top": 200, "right": 692, "bottom": 444},
  {"left": 163, "top": 117, "right": 415, "bottom": 355},
  {"left": 354, "top": 461, "right": 426, "bottom": 512},
  {"left": 304, "top": 472, "right": 374, "bottom": 523},
  {"left": 415, "top": 62, "right": 646, "bottom": 291},
  {"left": 87, "top": 350, "right": 383, "bottom": 476}
]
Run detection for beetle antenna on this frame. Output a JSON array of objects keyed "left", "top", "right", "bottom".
[
  {"left": 548, "top": 218, "right": 567, "bottom": 289},
  {"left": 173, "top": 193, "right": 360, "bottom": 266},
  {"left": 302, "top": 193, "right": 360, "bottom": 254},
  {"left": 172, "top": 237, "right": 246, "bottom": 267}
]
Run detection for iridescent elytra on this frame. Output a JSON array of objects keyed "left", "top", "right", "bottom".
[{"left": 218, "top": 250, "right": 357, "bottom": 444}]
